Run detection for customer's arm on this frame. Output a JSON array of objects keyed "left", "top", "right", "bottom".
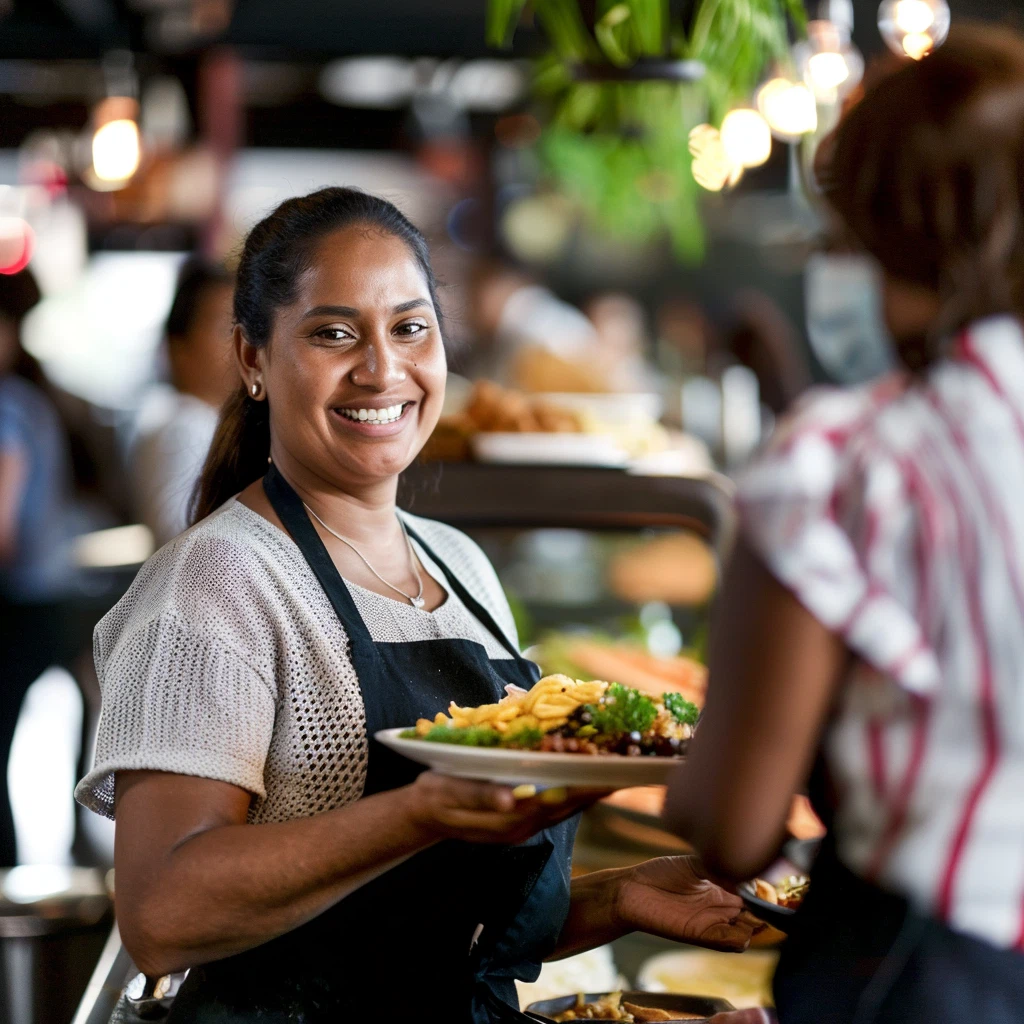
[
  {"left": 662, "top": 540, "right": 847, "bottom": 881},
  {"left": 0, "top": 446, "right": 27, "bottom": 562}
]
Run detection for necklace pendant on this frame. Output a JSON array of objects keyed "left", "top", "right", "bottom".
[{"left": 411, "top": 596, "right": 426, "bottom": 610}]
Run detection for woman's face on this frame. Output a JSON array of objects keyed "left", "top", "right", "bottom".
[{"left": 254, "top": 224, "right": 446, "bottom": 491}]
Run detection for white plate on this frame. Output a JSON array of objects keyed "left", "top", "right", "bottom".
[
  {"left": 471, "top": 432, "right": 629, "bottom": 467},
  {"left": 375, "top": 728, "right": 684, "bottom": 788}
]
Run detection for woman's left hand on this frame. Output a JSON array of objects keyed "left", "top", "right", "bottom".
[{"left": 615, "top": 856, "right": 763, "bottom": 952}]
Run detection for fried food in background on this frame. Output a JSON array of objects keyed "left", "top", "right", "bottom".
[
  {"left": 547, "top": 637, "right": 708, "bottom": 708},
  {"left": 466, "top": 378, "right": 584, "bottom": 433},
  {"left": 609, "top": 533, "right": 717, "bottom": 607},
  {"left": 418, "top": 413, "right": 475, "bottom": 462}
]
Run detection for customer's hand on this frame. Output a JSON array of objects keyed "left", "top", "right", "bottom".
[
  {"left": 616, "top": 856, "right": 764, "bottom": 952},
  {"left": 402, "top": 771, "right": 609, "bottom": 845}
]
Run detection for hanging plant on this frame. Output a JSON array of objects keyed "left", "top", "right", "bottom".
[{"left": 488, "top": 0, "right": 807, "bottom": 261}]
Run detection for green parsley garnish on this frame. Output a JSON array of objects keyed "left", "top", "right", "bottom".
[
  {"left": 584, "top": 683, "right": 657, "bottom": 737},
  {"left": 663, "top": 692, "right": 700, "bottom": 726}
]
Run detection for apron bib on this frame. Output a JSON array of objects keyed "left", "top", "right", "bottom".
[{"left": 166, "top": 467, "right": 576, "bottom": 1023}]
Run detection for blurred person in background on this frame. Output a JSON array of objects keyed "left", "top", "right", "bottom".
[
  {"left": 0, "top": 268, "right": 80, "bottom": 865},
  {"left": 130, "top": 258, "right": 234, "bottom": 547},
  {"left": 665, "top": 25, "right": 1024, "bottom": 1023},
  {"left": 470, "top": 261, "right": 651, "bottom": 392}
]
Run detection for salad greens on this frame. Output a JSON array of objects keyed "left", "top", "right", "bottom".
[
  {"left": 584, "top": 682, "right": 657, "bottom": 736},
  {"left": 663, "top": 692, "right": 700, "bottom": 727}
]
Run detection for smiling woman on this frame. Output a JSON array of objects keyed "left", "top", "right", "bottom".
[{"left": 74, "top": 187, "right": 759, "bottom": 1024}]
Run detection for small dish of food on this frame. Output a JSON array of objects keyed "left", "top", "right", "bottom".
[
  {"left": 526, "top": 990, "right": 734, "bottom": 1022},
  {"left": 376, "top": 675, "right": 698, "bottom": 788},
  {"left": 738, "top": 873, "right": 810, "bottom": 932}
]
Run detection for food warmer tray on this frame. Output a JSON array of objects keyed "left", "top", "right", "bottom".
[{"left": 400, "top": 463, "right": 735, "bottom": 555}]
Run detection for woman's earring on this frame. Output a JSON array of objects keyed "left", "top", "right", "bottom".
[{"left": 251, "top": 381, "right": 263, "bottom": 399}]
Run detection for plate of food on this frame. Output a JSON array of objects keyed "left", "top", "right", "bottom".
[
  {"left": 525, "top": 990, "right": 734, "bottom": 1022},
  {"left": 738, "top": 873, "right": 810, "bottom": 932},
  {"left": 376, "top": 675, "right": 698, "bottom": 788}
]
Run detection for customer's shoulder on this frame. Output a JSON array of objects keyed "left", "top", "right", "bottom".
[{"left": 764, "top": 374, "right": 913, "bottom": 460}]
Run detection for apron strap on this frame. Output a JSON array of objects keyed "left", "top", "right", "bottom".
[
  {"left": 262, "top": 465, "right": 374, "bottom": 649},
  {"left": 402, "top": 520, "right": 528, "bottom": 666}
]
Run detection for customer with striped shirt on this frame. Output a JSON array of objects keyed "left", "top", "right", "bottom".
[{"left": 665, "top": 24, "right": 1024, "bottom": 1023}]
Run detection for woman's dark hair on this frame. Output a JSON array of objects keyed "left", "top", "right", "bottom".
[
  {"left": 822, "top": 23, "right": 1024, "bottom": 370},
  {"left": 166, "top": 257, "right": 233, "bottom": 342},
  {"left": 191, "top": 186, "right": 443, "bottom": 523}
]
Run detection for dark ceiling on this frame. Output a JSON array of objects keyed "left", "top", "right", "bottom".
[
  {"left": 0, "top": 0, "right": 1020, "bottom": 153},
  {"left": 0, "top": 0, "right": 1018, "bottom": 61}
]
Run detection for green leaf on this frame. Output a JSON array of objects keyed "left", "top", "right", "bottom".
[
  {"left": 534, "top": 0, "right": 599, "bottom": 60},
  {"left": 595, "top": 3, "right": 636, "bottom": 67},
  {"left": 486, "top": 0, "right": 530, "bottom": 49}
]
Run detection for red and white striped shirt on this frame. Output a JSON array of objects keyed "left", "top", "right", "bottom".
[{"left": 737, "top": 315, "right": 1024, "bottom": 950}]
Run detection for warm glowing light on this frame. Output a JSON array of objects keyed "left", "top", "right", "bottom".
[
  {"left": 720, "top": 109, "right": 773, "bottom": 169},
  {"left": 807, "top": 51, "right": 851, "bottom": 91},
  {"left": 902, "top": 32, "right": 934, "bottom": 59},
  {"left": 878, "top": 0, "right": 950, "bottom": 58},
  {"left": 894, "top": 0, "right": 935, "bottom": 34},
  {"left": 757, "top": 78, "right": 818, "bottom": 139},
  {"left": 91, "top": 118, "right": 141, "bottom": 183},
  {"left": 0, "top": 218, "right": 33, "bottom": 275},
  {"left": 688, "top": 124, "right": 744, "bottom": 192},
  {"left": 794, "top": 19, "right": 864, "bottom": 98}
]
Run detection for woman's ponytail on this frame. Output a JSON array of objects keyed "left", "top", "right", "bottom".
[{"left": 190, "top": 388, "right": 270, "bottom": 523}]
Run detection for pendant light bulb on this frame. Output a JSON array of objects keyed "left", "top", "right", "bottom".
[
  {"left": 720, "top": 108, "right": 773, "bottom": 169},
  {"left": 757, "top": 78, "right": 818, "bottom": 140},
  {"left": 793, "top": 19, "right": 865, "bottom": 99},
  {"left": 878, "top": 0, "right": 950, "bottom": 59}
]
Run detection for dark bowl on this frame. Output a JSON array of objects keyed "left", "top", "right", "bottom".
[
  {"left": 526, "top": 990, "right": 734, "bottom": 1021},
  {"left": 738, "top": 881, "right": 799, "bottom": 933}
]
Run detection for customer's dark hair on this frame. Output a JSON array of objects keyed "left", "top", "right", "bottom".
[
  {"left": 166, "top": 257, "right": 233, "bottom": 342},
  {"left": 0, "top": 268, "right": 45, "bottom": 385},
  {"left": 822, "top": 23, "right": 1024, "bottom": 370},
  {"left": 191, "top": 186, "right": 442, "bottom": 523}
]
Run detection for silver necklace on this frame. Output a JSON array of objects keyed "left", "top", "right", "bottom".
[{"left": 302, "top": 503, "right": 426, "bottom": 609}]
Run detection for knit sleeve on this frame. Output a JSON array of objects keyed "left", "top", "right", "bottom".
[{"left": 75, "top": 610, "right": 276, "bottom": 819}]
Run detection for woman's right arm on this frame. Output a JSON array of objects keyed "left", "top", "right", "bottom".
[{"left": 114, "top": 769, "right": 594, "bottom": 978}]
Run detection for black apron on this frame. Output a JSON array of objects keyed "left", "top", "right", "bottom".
[
  {"left": 166, "top": 466, "right": 578, "bottom": 1023},
  {"left": 774, "top": 823, "right": 1024, "bottom": 1022}
]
